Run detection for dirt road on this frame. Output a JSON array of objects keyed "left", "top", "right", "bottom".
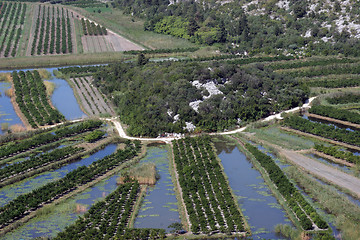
[{"left": 280, "top": 149, "right": 360, "bottom": 198}]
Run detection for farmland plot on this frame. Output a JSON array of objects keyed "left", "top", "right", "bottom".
[{"left": 69, "top": 77, "right": 114, "bottom": 116}]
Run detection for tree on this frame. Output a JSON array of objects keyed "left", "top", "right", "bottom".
[
  {"left": 137, "top": 53, "right": 148, "bottom": 66},
  {"left": 187, "top": 17, "right": 199, "bottom": 36}
]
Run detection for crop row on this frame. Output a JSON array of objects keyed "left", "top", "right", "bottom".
[
  {"left": 173, "top": 136, "right": 244, "bottom": 234},
  {"left": 58, "top": 65, "right": 102, "bottom": 76},
  {"left": 309, "top": 105, "right": 360, "bottom": 125},
  {"left": 0, "top": 146, "right": 83, "bottom": 182},
  {"left": 245, "top": 143, "right": 328, "bottom": 230},
  {"left": 314, "top": 144, "right": 360, "bottom": 165},
  {"left": 0, "top": 3, "right": 26, "bottom": 57},
  {"left": 326, "top": 93, "right": 360, "bottom": 105},
  {"left": 283, "top": 115, "right": 360, "bottom": 147},
  {"left": 269, "top": 58, "right": 357, "bottom": 70},
  {"left": 0, "top": 119, "right": 102, "bottom": 159},
  {"left": 56, "top": 181, "right": 141, "bottom": 239},
  {"left": 31, "top": 6, "right": 73, "bottom": 55},
  {"left": 306, "top": 77, "right": 360, "bottom": 88},
  {"left": 280, "top": 63, "right": 360, "bottom": 78},
  {"left": 12, "top": 70, "right": 65, "bottom": 127},
  {"left": 180, "top": 54, "right": 294, "bottom": 64},
  {"left": 0, "top": 141, "right": 140, "bottom": 228},
  {"left": 81, "top": 18, "right": 107, "bottom": 36}
]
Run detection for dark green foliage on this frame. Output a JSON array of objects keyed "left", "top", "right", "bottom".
[
  {"left": 309, "top": 105, "right": 360, "bottom": 124},
  {"left": 283, "top": 115, "right": 360, "bottom": 147},
  {"left": 124, "top": 47, "right": 199, "bottom": 55},
  {"left": 245, "top": 143, "right": 328, "bottom": 230},
  {"left": 306, "top": 77, "right": 360, "bottom": 88},
  {"left": 314, "top": 144, "right": 360, "bottom": 164},
  {"left": 0, "top": 119, "right": 102, "bottom": 159},
  {"left": 327, "top": 93, "right": 360, "bottom": 105},
  {"left": 84, "top": 129, "right": 105, "bottom": 142},
  {"left": 92, "top": 60, "right": 307, "bottom": 137},
  {"left": 173, "top": 137, "right": 244, "bottom": 234},
  {"left": 81, "top": 18, "right": 107, "bottom": 36},
  {"left": 0, "top": 142, "right": 140, "bottom": 227},
  {"left": 12, "top": 70, "right": 65, "bottom": 128}
]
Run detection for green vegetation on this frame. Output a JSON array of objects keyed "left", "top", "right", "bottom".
[
  {"left": 309, "top": 105, "right": 360, "bottom": 125},
  {"left": 245, "top": 143, "right": 328, "bottom": 230},
  {"left": 84, "top": 129, "right": 105, "bottom": 143},
  {"left": 283, "top": 115, "right": 360, "bottom": 147},
  {"left": 314, "top": 144, "right": 360, "bottom": 165},
  {"left": 91, "top": 60, "right": 307, "bottom": 137},
  {"left": 327, "top": 93, "right": 360, "bottom": 105},
  {"left": 284, "top": 166, "right": 360, "bottom": 240},
  {"left": 12, "top": 70, "right": 65, "bottom": 128},
  {"left": 0, "top": 141, "right": 140, "bottom": 228},
  {"left": 173, "top": 136, "right": 245, "bottom": 234}
]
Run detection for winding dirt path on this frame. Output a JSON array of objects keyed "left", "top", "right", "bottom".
[{"left": 279, "top": 149, "right": 360, "bottom": 198}]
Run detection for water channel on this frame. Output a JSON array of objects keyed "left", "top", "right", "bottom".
[
  {"left": 134, "top": 146, "right": 181, "bottom": 232},
  {"left": 0, "top": 144, "right": 117, "bottom": 207},
  {"left": 215, "top": 141, "right": 291, "bottom": 239}
]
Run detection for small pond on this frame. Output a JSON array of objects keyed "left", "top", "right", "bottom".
[{"left": 134, "top": 146, "right": 181, "bottom": 232}]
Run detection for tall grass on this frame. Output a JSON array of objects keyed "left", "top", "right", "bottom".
[
  {"left": 118, "top": 162, "right": 157, "bottom": 185},
  {"left": 284, "top": 166, "right": 360, "bottom": 240}
]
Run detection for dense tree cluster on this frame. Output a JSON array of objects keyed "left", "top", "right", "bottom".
[
  {"left": 0, "top": 142, "right": 140, "bottom": 228},
  {"left": 309, "top": 105, "right": 360, "bottom": 125},
  {"left": 12, "top": 70, "right": 65, "bottom": 128},
  {"left": 314, "top": 144, "right": 360, "bottom": 165},
  {"left": 111, "top": 0, "right": 360, "bottom": 56},
  {"left": 283, "top": 115, "right": 360, "bottom": 147},
  {"left": 173, "top": 137, "right": 244, "bottom": 234},
  {"left": 0, "top": 120, "right": 102, "bottom": 159},
  {"left": 91, "top": 61, "right": 307, "bottom": 137},
  {"left": 306, "top": 77, "right": 360, "bottom": 88},
  {"left": 269, "top": 58, "right": 356, "bottom": 70},
  {"left": 245, "top": 143, "right": 328, "bottom": 230}
]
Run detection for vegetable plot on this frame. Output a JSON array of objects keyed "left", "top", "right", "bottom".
[{"left": 172, "top": 136, "right": 245, "bottom": 234}]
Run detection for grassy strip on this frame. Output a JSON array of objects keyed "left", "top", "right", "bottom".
[
  {"left": 127, "top": 185, "right": 147, "bottom": 228},
  {"left": 227, "top": 135, "right": 303, "bottom": 230},
  {"left": 284, "top": 166, "right": 360, "bottom": 240}
]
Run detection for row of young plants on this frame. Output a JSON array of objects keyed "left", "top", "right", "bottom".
[
  {"left": 9, "top": 3, "right": 26, "bottom": 57},
  {"left": 0, "top": 141, "right": 140, "bottom": 228},
  {"left": 314, "top": 144, "right": 360, "bottom": 165},
  {"left": 0, "top": 3, "right": 22, "bottom": 56},
  {"left": 309, "top": 105, "right": 360, "bottom": 125},
  {"left": 269, "top": 58, "right": 357, "bottom": 70},
  {"left": 81, "top": 18, "right": 107, "bottom": 36},
  {"left": 4, "top": 3, "right": 26, "bottom": 57},
  {"left": 172, "top": 136, "right": 244, "bottom": 234},
  {"left": 58, "top": 65, "right": 103, "bottom": 75},
  {"left": 245, "top": 143, "right": 328, "bottom": 230},
  {"left": 281, "top": 63, "right": 360, "bottom": 78},
  {"left": 32, "top": 6, "right": 73, "bottom": 55},
  {"left": 13, "top": 70, "right": 65, "bottom": 127},
  {"left": 305, "top": 77, "right": 360, "bottom": 88},
  {"left": 326, "top": 93, "right": 360, "bottom": 105},
  {"left": 283, "top": 115, "right": 360, "bottom": 147},
  {"left": 0, "top": 146, "right": 84, "bottom": 182},
  {"left": 0, "top": 120, "right": 102, "bottom": 159},
  {"left": 124, "top": 47, "right": 199, "bottom": 55},
  {"left": 55, "top": 180, "right": 164, "bottom": 239},
  {"left": 0, "top": 2, "right": 12, "bottom": 37}
]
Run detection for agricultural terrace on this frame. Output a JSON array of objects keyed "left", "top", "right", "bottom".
[{"left": 0, "top": 1, "right": 142, "bottom": 59}]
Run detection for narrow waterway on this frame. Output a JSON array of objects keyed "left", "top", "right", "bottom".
[
  {"left": 134, "top": 146, "right": 181, "bottom": 232},
  {"left": 0, "top": 81, "right": 24, "bottom": 134},
  {"left": 0, "top": 144, "right": 117, "bottom": 207},
  {"left": 2, "top": 172, "right": 121, "bottom": 240},
  {"left": 215, "top": 141, "right": 291, "bottom": 239}
]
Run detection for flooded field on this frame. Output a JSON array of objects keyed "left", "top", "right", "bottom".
[{"left": 134, "top": 146, "right": 181, "bottom": 232}]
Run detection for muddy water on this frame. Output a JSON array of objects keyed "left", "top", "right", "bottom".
[
  {"left": 0, "top": 82, "right": 24, "bottom": 134},
  {"left": 134, "top": 146, "right": 181, "bottom": 232},
  {"left": 2, "top": 172, "right": 121, "bottom": 240},
  {"left": 215, "top": 142, "right": 291, "bottom": 239},
  {"left": 0, "top": 144, "right": 117, "bottom": 207}
]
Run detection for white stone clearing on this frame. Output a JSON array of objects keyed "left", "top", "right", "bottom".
[
  {"left": 276, "top": 0, "right": 289, "bottom": 10},
  {"left": 184, "top": 122, "right": 196, "bottom": 132},
  {"left": 189, "top": 80, "right": 224, "bottom": 112}
]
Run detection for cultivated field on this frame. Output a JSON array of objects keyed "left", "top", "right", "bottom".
[{"left": 0, "top": 2, "right": 143, "bottom": 59}]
